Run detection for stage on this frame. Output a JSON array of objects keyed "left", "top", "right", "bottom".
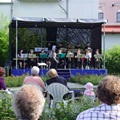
[{"left": 11, "top": 69, "right": 108, "bottom": 79}]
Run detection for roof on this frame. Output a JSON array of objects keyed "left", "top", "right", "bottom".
[
  {"left": 9, "top": 17, "right": 107, "bottom": 29},
  {"left": 102, "top": 24, "right": 120, "bottom": 34}
]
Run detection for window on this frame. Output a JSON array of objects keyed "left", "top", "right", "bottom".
[
  {"left": 116, "top": 12, "right": 120, "bottom": 22},
  {"left": 98, "top": 12, "right": 104, "bottom": 19}
]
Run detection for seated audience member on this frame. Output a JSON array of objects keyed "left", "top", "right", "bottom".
[
  {"left": 23, "top": 66, "right": 46, "bottom": 92},
  {"left": 12, "top": 84, "right": 45, "bottom": 120},
  {"left": 46, "top": 68, "right": 68, "bottom": 88},
  {"left": 83, "top": 82, "right": 95, "bottom": 103},
  {"left": 0, "top": 67, "right": 6, "bottom": 90},
  {"left": 76, "top": 75, "right": 120, "bottom": 120},
  {"left": 0, "top": 67, "right": 11, "bottom": 94}
]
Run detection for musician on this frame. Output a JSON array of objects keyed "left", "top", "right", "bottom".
[
  {"left": 85, "top": 42, "right": 92, "bottom": 50},
  {"left": 75, "top": 43, "right": 81, "bottom": 49},
  {"left": 39, "top": 49, "right": 47, "bottom": 63},
  {"left": 84, "top": 49, "right": 92, "bottom": 69},
  {"left": 50, "top": 52, "right": 59, "bottom": 70},
  {"left": 94, "top": 49, "right": 101, "bottom": 69},
  {"left": 75, "top": 49, "right": 82, "bottom": 68},
  {"left": 18, "top": 49, "right": 24, "bottom": 69},
  {"left": 57, "top": 49, "right": 65, "bottom": 68},
  {"left": 66, "top": 50, "right": 74, "bottom": 68},
  {"left": 27, "top": 49, "right": 36, "bottom": 68}
]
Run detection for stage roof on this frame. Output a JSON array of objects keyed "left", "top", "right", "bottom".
[{"left": 10, "top": 17, "right": 107, "bottom": 29}]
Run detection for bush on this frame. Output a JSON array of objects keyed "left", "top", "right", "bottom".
[
  {"left": 69, "top": 74, "right": 104, "bottom": 85},
  {"left": 41, "top": 97, "right": 100, "bottom": 120},
  {"left": 0, "top": 93, "right": 100, "bottom": 120},
  {"left": 105, "top": 45, "right": 120, "bottom": 74}
]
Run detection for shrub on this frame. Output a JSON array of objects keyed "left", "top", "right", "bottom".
[
  {"left": 69, "top": 74, "right": 104, "bottom": 85},
  {"left": 105, "top": 45, "right": 120, "bottom": 74},
  {"left": 41, "top": 97, "right": 100, "bottom": 120},
  {"left": 5, "top": 75, "right": 25, "bottom": 87}
]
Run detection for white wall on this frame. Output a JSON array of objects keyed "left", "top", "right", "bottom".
[
  {"left": 69, "top": 0, "right": 98, "bottom": 19},
  {"left": 0, "top": 0, "right": 98, "bottom": 20},
  {"left": 0, "top": 3, "right": 12, "bottom": 20},
  {"left": 102, "top": 34, "right": 120, "bottom": 51}
]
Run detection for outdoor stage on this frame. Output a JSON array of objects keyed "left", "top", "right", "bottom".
[{"left": 11, "top": 69, "right": 108, "bottom": 79}]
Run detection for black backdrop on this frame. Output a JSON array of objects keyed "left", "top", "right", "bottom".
[{"left": 9, "top": 17, "right": 106, "bottom": 60}]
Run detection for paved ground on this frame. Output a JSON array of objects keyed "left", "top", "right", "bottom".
[{"left": 8, "top": 82, "right": 97, "bottom": 92}]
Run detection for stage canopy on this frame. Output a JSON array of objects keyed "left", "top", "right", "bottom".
[
  {"left": 9, "top": 17, "right": 106, "bottom": 69},
  {"left": 10, "top": 17, "right": 106, "bottom": 28}
]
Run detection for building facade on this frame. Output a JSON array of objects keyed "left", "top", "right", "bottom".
[
  {"left": 99, "top": 0, "right": 120, "bottom": 50},
  {"left": 0, "top": 0, "right": 98, "bottom": 20}
]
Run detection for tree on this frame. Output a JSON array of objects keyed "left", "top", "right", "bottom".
[{"left": 0, "top": 13, "right": 10, "bottom": 66}]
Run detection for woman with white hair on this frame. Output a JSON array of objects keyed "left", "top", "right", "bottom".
[
  {"left": 23, "top": 66, "right": 46, "bottom": 92},
  {"left": 13, "top": 84, "right": 45, "bottom": 120}
]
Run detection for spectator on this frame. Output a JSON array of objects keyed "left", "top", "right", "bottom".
[
  {"left": 12, "top": 84, "right": 45, "bottom": 120},
  {"left": 84, "top": 82, "right": 95, "bottom": 96},
  {"left": 83, "top": 82, "right": 96, "bottom": 103},
  {"left": 46, "top": 68, "right": 68, "bottom": 88},
  {"left": 23, "top": 66, "right": 46, "bottom": 92},
  {"left": 76, "top": 75, "right": 120, "bottom": 120},
  {"left": 0, "top": 67, "right": 6, "bottom": 90}
]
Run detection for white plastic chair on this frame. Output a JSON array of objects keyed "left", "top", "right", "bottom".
[{"left": 46, "top": 83, "right": 75, "bottom": 108}]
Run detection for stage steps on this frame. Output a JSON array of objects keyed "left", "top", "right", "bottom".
[{"left": 57, "top": 69, "right": 71, "bottom": 80}]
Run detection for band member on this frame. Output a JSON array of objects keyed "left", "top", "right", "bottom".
[
  {"left": 66, "top": 50, "right": 74, "bottom": 68},
  {"left": 50, "top": 52, "right": 59, "bottom": 70},
  {"left": 18, "top": 49, "right": 24, "bottom": 69},
  {"left": 57, "top": 49, "right": 65, "bottom": 68},
  {"left": 75, "top": 49, "right": 82, "bottom": 68},
  {"left": 85, "top": 42, "right": 92, "bottom": 50},
  {"left": 39, "top": 49, "right": 47, "bottom": 63},
  {"left": 94, "top": 49, "right": 102, "bottom": 69},
  {"left": 27, "top": 49, "right": 36, "bottom": 68},
  {"left": 75, "top": 43, "right": 81, "bottom": 49},
  {"left": 84, "top": 49, "right": 92, "bottom": 69}
]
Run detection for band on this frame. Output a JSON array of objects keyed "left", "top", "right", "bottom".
[{"left": 13, "top": 44, "right": 103, "bottom": 70}]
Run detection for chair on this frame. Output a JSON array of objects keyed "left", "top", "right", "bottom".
[{"left": 46, "top": 83, "right": 75, "bottom": 108}]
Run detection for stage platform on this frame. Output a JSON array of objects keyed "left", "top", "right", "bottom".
[{"left": 11, "top": 69, "right": 108, "bottom": 78}]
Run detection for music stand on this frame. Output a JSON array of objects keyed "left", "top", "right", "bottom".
[
  {"left": 40, "top": 54, "right": 47, "bottom": 59},
  {"left": 38, "top": 63, "right": 48, "bottom": 75},
  {"left": 57, "top": 53, "right": 66, "bottom": 59},
  {"left": 40, "top": 54, "right": 47, "bottom": 63},
  {"left": 28, "top": 54, "right": 36, "bottom": 59},
  {"left": 60, "top": 48, "right": 67, "bottom": 53},
  {"left": 66, "top": 53, "right": 74, "bottom": 68},
  {"left": 77, "top": 54, "right": 85, "bottom": 69},
  {"left": 21, "top": 54, "right": 28, "bottom": 69}
]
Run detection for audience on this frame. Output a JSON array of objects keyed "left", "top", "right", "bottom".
[
  {"left": 0, "top": 67, "right": 12, "bottom": 94},
  {"left": 76, "top": 75, "right": 120, "bottom": 120},
  {"left": 0, "top": 67, "right": 6, "bottom": 90},
  {"left": 46, "top": 68, "right": 68, "bottom": 88},
  {"left": 83, "top": 82, "right": 96, "bottom": 103},
  {"left": 23, "top": 66, "right": 46, "bottom": 92},
  {"left": 12, "top": 84, "right": 45, "bottom": 120}
]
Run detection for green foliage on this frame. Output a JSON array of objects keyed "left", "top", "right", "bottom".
[
  {"left": 0, "top": 13, "right": 10, "bottom": 66},
  {"left": 105, "top": 45, "right": 120, "bottom": 74},
  {"left": 5, "top": 75, "right": 25, "bottom": 87},
  {"left": 41, "top": 97, "right": 100, "bottom": 120},
  {"left": 69, "top": 74, "right": 104, "bottom": 85},
  {"left": 0, "top": 92, "right": 16, "bottom": 120}
]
